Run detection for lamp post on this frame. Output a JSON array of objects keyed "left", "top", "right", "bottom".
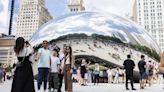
[{"left": 8, "top": 0, "right": 15, "bottom": 35}]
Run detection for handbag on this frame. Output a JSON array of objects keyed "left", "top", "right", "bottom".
[{"left": 15, "top": 49, "right": 27, "bottom": 68}]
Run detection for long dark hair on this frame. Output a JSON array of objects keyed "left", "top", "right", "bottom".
[
  {"left": 14, "top": 37, "right": 25, "bottom": 54},
  {"left": 53, "top": 48, "right": 59, "bottom": 57},
  {"left": 68, "top": 46, "right": 72, "bottom": 63}
]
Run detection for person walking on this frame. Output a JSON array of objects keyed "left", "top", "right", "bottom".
[
  {"left": 123, "top": 54, "right": 136, "bottom": 90},
  {"left": 36, "top": 40, "right": 51, "bottom": 92},
  {"left": 62, "top": 46, "right": 75, "bottom": 92},
  {"left": 48, "top": 49, "right": 60, "bottom": 92},
  {"left": 11, "top": 37, "right": 35, "bottom": 92},
  {"left": 138, "top": 55, "right": 147, "bottom": 89}
]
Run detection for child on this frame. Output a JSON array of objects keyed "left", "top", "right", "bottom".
[{"left": 48, "top": 49, "right": 60, "bottom": 92}]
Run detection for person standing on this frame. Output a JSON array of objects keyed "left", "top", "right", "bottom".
[
  {"left": 11, "top": 37, "right": 35, "bottom": 92},
  {"left": 36, "top": 40, "right": 51, "bottom": 92},
  {"left": 80, "top": 59, "right": 90, "bottom": 86},
  {"left": 146, "top": 60, "right": 154, "bottom": 86},
  {"left": 113, "top": 67, "right": 119, "bottom": 84},
  {"left": 107, "top": 67, "right": 112, "bottom": 83},
  {"left": 123, "top": 54, "right": 136, "bottom": 90},
  {"left": 62, "top": 46, "right": 75, "bottom": 92},
  {"left": 58, "top": 45, "right": 67, "bottom": 92},
  {"left": 0, "top": 63, "right": 4, "bottom": 83},
  {"left": 138, "top": 55, "right": 147, "bottom": 89},
  {"left": 48, "top": 49, "right": 60, "bottom": 92},
  {"left": 77, "top": 67, "right": 81, "bottom": 84},
  {"left": 93, "top": 63, "right": 100, "bottom": 85}
]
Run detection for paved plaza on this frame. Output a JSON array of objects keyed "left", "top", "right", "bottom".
[{"left": 0, "top": 80, "right": 164, "bottom": 92}]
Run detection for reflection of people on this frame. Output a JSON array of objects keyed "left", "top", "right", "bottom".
[
  {"left": 123, "top": 54, "right": 136, "bottom": 90},
  {"left": 11, "top": 37, "right": 35, "bottom": 92}
]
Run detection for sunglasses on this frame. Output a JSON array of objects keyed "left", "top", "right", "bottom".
[{"left": 43, "top": 43, "right": 48, "bottom": 44}]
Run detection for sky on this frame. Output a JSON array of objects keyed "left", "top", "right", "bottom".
[{"left": 0, "top": 0, "right": 134, "bottom": 35}]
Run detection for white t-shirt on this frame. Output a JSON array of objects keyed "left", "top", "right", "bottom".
[
  {"left": 50, "top": 55, "right": 60, "bottom": 73},
  {"left": 16, "top": 46, "right": 33, "bottom": 57},
  {"left": 38, "top": 48, "right": 51, "bottom": 68},
  {"left": 107, "top": 69, "right": 112, "bottom": 77}
]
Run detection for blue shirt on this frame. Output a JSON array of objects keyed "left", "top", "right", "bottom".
[{"left": 38, "top": 48, "right": 51, "bottom": 68}]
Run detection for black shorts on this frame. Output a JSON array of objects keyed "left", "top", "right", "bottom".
[{"left": 81, "top": 73, "right": 85, "bottom": 78}]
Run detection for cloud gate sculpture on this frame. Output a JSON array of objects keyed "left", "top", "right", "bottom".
[
  {"left": 30, "top": 12, "right": 160, "bottom": 53},
  {"left": 30, "top": 12, "right": 160, "bottom": 82}
]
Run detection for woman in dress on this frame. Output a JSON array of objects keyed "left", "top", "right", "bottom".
[
  {"left": 11, "top": 37, "right": 35, "bottom": 92},
  {"left": 63, "top": 46, "right": 75, "bottom": 92}
]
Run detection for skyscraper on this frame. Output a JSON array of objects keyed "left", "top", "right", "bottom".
[
  {"left": 68, "top": 0, "right": 85, "bottom": 12},
  {"left": 133, "top": 0, "right": 164, "bottom": 51},
  {"left": 16, "top": 0, "right": 52, "bottom": 40}
]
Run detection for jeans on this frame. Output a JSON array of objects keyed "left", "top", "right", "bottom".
[
  {"left": 94, "top": 74, "right": 99, "bottom": 85},
  {"left": 58, "top": 73, "right": 63, "bottom": 92},
  {"left": 37, "top": 68, "right": 49, "bottom": 90}
]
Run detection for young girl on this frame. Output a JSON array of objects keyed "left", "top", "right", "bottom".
[{"left": 49, "top": 49, "right": 60, "bottom": 92}]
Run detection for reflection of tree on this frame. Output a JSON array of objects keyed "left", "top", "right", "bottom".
[
  {"left": 34, "top": 33, "right": 160, "bottom": 62},
  {"left": 130, "top": 44, "right": 160, "bottom": 62}
]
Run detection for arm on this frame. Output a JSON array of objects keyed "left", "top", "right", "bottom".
[
  {"left": 71, "top": 56, "right": 75, "bottom": 69},
  {"left": 35, "top": 49, "right": 41, "bottom": 62},
  {"left": 133, "top": 61, "right": 135, "bottom": 69},
  {"left": 159, "top": 52, "right": 164, "bottom": 73},
  {"left": 57, "top": 59, "right": 61, "bottom": 73},
  {"left": 86, "top": 61, "right": 91, "bottom": 67},
  {"left": 123, "top": 61, "right": 125, "bottom": 69}
]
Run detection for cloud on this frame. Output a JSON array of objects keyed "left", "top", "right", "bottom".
[
  {"left": 84, "top": 0, "right": 134, "bottom": 16},
  {"left": 0, "top": 0, "right": 135, "bottom": 35},
  {"left": 0, "top": 0, "right": 9, "bottom": 34}
]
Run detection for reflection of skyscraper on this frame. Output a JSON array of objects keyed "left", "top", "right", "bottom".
[
  {"left": 133, "top": 0, "right": 164, "bottom": 51},
  {"left": 68, "top": 0, "right": 85, "bottom": 12},
  {"left": 0, "top": 36, "right": 15, "bottom": 65},
  {"left": 16, "top": 0, "right": 53, "bottom": 40}
]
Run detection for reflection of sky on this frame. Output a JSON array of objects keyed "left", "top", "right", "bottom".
[{"left": 30, "top": 12, "right": 160, "bottom": 53}]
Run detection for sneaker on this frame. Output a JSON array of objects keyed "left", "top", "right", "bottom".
[
  {"left": 132, "top": 88, "right": 136, "bottom": 90},
  {"left": 126, "top": 88, "right": 129, "bottom": 90}
]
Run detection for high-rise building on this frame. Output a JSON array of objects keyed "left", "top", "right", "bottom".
[
  {"left": 133, "top": 0, "right": 164, "bottom": 51},
  {"left": 16, "top": 0, "right": 53, "bottom": 40},
  {"left": 68, "top": 0, "right": 85, "bottom": 12}
]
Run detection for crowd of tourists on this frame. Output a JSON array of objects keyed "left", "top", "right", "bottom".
[
  {"left": 1, "top": 37, "right": 164, "bottom": 92},
  {"left": 11, "top": 37, "right": 74, "bottom": 92}
]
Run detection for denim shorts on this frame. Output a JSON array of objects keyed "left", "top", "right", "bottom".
[{"left": 140, "top": 72, "right": 147, "bottom": 80}]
